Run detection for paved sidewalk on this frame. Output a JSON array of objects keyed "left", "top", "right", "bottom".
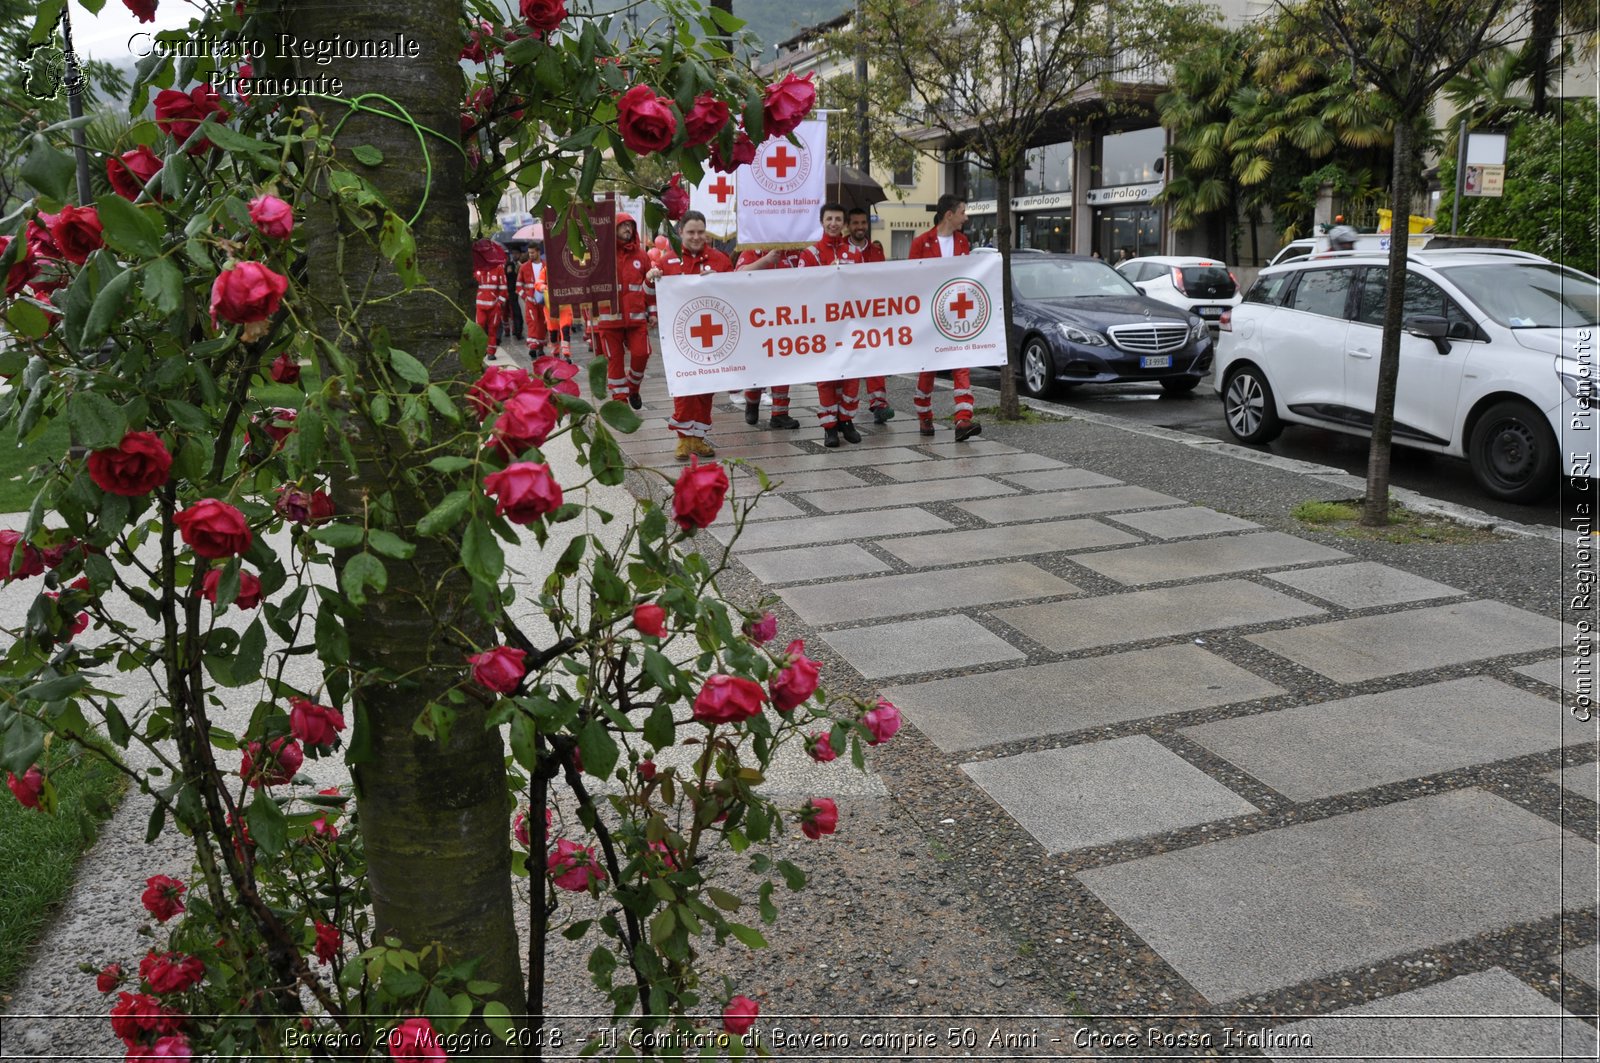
[{"left": 622, "top": 358, "right": 1600, "bottom": 1059}]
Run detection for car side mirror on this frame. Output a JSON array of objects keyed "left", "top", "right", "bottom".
[
  {"left": 1135, "top": 284, "right": 1148, "bottom": 295},
  {"left": 1404, "top": 314, "right": 1452, "bottom": 355}
]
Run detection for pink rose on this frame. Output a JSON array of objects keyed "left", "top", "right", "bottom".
[
  {"left": 273, "top": 485, "right": 335, "bottom": 525},
  {"left": 743, "top": 611, "right": 777, "bottom": 644},
  {"left": 723, "top": 994, "right": 760, "bottom": 1035},
  {"left": 96, "top": 963, "right": 124, "bottom": 994},
  {"left": 806, "top": 731, "right": 837, "bottom": 763},
  {"left": 483, "top": 462, "right": 563, "bottom": 524},
  {"left": 122, "top": 0, "right": 157, "bottom": 24},
  {"left": 692, "top": 674, "right": 767, "bottom": 725},
  {"left": 616, "top": 84, "right": 677, "bottom": 156},
  {"left": 200, "top": 568, "right": 262, "bottom": 610},
  {"left": 210, "top": 261, "right": 288, "bottom": 327},
  {"left": 7, "top": 765, "right": 43, "bottom": 809},
  {"left": 671, "top": 457, "right": 728, "bottom": 531},
  {"left": 173, "top": 499, "right": 253, "bottom": 559},
  {"left": 144, "top": 1034, "right": 194, "bottom": 1060},
  {"left": 107, "top": 146, "right": 163, "bottom": 200},
  {"left": 862, "top": 699, "right": 901, "bottom": 745},
  {"left": 468, "top": 645, "right": 527, "bottom": 694},
  {"left": 546, "top": 838, "right": 606, "bottom": 891},
  {"left": 313, "top": 921, "right": 340, "bottom": 966},
  {"left": 768, "top": 638, "right": 820, "bottom": 713},
  {"left": 531, "top": 355, "right": 581, "bottom": 397},
  {"left": 763, "top": 72, "right": 816, "bottom": 139},
  {"left": 240, "top": 736, "right": 303, "bottom": 789},
  {"left": 289, "top": 697, "right": 345, "bottom": 750},
  {"left": 660, "top": 174, "right": 690, "bottom": 221},
  {"left": 467, "top": 365, "right": 531, "bottom": 420},
  {"left": 492, "top": 387, "right": 559, "bottom": 456},
  {"left": 637, "top": 759, "right": 657, "bottom": 781},
  {"left": 153, "top": 85, "right": 227, "bottom": 150},
  {"left": 140, "top": 875, "right": 187, "bottom": 923},
  {"left": 87, "top": 431, "right": 172, "bottom": 497},
  {"left": 521, "top": 0, "right": 565, "bottom": 35},
  {"left": 269, "top": 351, "right": 300, "bottom": 384},
  {"left": 632, "top": 603, "right": 667, "bottom": 637},
  {"left": 513, "top": 807, "right": 551, "bottom": 848},
  {"left": 683, "top": 93, "right": 730, "bottom": 147},
  {"left": 248, "top": 195, "right": 294, "bottom": 240},
  {"left": 800, "top": 796, "right": 838, "bottom": 840},
  {"left": 708, "top": 130, "right": 756, "bottom": 173},
  {"left": 387, "top": 1017, "right": 446, "bottom": 1062},
  {"left": 139, "top": 951, "right": 205, "bottom": 994},
  {"left": 46, "top": 204, "right": 104, "bottom": 265}
]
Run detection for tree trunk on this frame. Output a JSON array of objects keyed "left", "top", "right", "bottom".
[
  {"left": 1529, "top": 0, "right": 1556, "bottom": 116},
  {"left": 293, "top": 0, "right": 526, "bottom": 1038},
  {"left": 997, "top": 169, "right": 1021, "bottom": 419},
  {"left": 1361, "top": 114, "right": 1415, "bottom": 527}
]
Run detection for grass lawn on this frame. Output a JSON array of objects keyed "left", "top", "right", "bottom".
[
  {"left": 0, "top": 739, "right": 126, "bottom": 993},
  {"left": 1291, "top": 498, "right": 1503, "bottom": 544}
]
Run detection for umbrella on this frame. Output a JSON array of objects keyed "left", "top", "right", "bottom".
[
  {"left": 512, "top": 221, "right": 544, "bottom": 242},
  {"left": 472, "top": 238, "right": 505, "bottom": 270},
  {"left": 825, "top": 164, "right": 888, "bottom": 215}
]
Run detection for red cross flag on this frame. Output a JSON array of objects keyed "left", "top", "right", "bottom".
[
  {"left": 736, "top": 116, "right": 827, "bottom": 249},
  {"left": 691, "top": 171, "right": 738, "bottom": 239}
]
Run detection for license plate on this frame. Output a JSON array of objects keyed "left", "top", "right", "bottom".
[
  {"left": 1196, "top": 306, "right": 1224, "bottom": 318},
  {"left": 1140, "top": 355, "right": 1172, "bottom": 369}
]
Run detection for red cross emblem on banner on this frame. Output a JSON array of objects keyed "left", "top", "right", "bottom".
[
  {"left": 708, "top": 176, "right": 734, "bottom": 203},
  {"left": 688, "top": 313, "right": 725, "bottom": 348},
  {"left": 948, "top": 291, "right": 976, "bottom": 320},
  {"left": 765, "top": 146, "right": 797, "bottom": 178}
]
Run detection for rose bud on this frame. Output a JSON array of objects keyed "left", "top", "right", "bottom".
[
  {"left": 632, "top": 603, "right": 667, "bottom": 638},
  {"left": 312, "top": 920, "right": 340, "bottom": 966},
  {"left": 139, "top": 951, "right": 205, "bottom": 994},
  {"left": 743, "top": 611, "right": 777, "bottom": 644},
  {"left": 269, "top": 351, "right": 300, "bottom": 384},
  {"left": 46, "top": 204, "right": 104, "bottom": 265},
  {"left": 683, "top": 93, "right": 730, "bottom": 147},
  {"left": 521, "top": 0, "right": 566, "bottom": 35},
  {"left": 248, "top": 195, "right": 294, "bottom": 240},
  {"left": 799, "top": 796, "right": 838, "bottom": 840},
  {"left": 768, "top": 638, "right": 820, "bottom": 713},
  {"left": 491, "top": 387, "right": 559, "bottom": 456},
  {"left": 709, "top": 130, "right": 756, "bottom": 173},
  {"left": 288, "top": 697, "right": 345, "bottom": 750},
  {"left": 200, "top": 567, "right": 262, "bottom": 610},
  {"left": 806, "top": 731, "right": 837, "bottom": 763},
  {"left": 468, "top": 645, "right": 528, "bottom": 694},
  {"left": 616, "top": 84, "right": 677, "bottom": 156},
  {"left": 209, "top": 261, "right": 289, "bottom": 327},
  {"left": 660, "top": 174, "right": 689, "bottom": 221},
  {"left": 862, "top": 699, "right": 902, "bottom": 745},
  {"left": 467, "top": 365, "right": 531, "bottom": 421},
  {"left": 96, "top": 963, "right": 124, "bottom": 993},
  {"left": 483, "top": 462, "right": 563, "bottom": 525},
  {"left": 273, "top": 485, "right": 335, "bottom": 525},
  {"left": 637, "top": 759, "right": 657, "bottom": 781},
  {"left": 723, "top": 995, "right": 760, "bottom": 1036},
  {"left": 106, "top": 146, "right": 163, "bottom": 200},
  {"left": 7, "top": 765, "right": 43, "bottom": 809},
  {"left": 239, "top": 736, "right": 303, "bottom": 788},
  {"left": 763, "top": 71, "right": 817, "bottom": 139}
]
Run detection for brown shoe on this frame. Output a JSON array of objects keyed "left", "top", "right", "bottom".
[
  {"left": 955, "top": 420, "right": 983, "bottom": 442},
  {"left": 919, "top": 418, "right": 936, "bottom": 437},
  {"left": 674, "top": 437, "right": 693, "bottom": 461},
  {"left": 687, "top": 437, "right": 717, "bottom": 459}
]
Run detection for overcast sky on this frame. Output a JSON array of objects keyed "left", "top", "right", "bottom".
[{"left": 72, "top": 0, "right": 217, "bottom": 64}]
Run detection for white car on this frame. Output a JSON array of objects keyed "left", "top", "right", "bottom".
[
  {"left": 1215, "top": 248, "right": 1597, "bottom": 503},
  {"left": 1116, "top": 256, "right": 1242, "bottom": 324}
]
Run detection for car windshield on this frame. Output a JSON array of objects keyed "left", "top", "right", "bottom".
[
  {"left": 1438, "top": 262, "right": 1600, "bottom": 328},
  {"left": 1011, "top": 259, "right": 1141, "bottom": 300}
]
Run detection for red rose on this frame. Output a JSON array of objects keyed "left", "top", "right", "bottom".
[
  {"left": 200, "top": 567, "right": 261, "bottom": 610},
  {"left": 260, "top": 407, "right": 297, "bottom": 446},
  {"left": 96, "top": 963, "right": 124, "bottom": 994},
  {"left": 289, "top": 697, "right": 345, "bottom": 750},
  {"left": 7, "top": 765, "right": 43, "bottom": 809},
  {"left": 121, "top": 0, "right": 158, "bottom": 23},
  {"left": 153, "top": 85, "right": 226, "bottom": 150},
  {"left": 763, "top": 72, "right": 816, "bottom": 139},
  {"left": 671, "top": 457, "right": 728, "bottom": 531},
  {"left": 173, "top": 499, "right": 252, "bottom": 559},
  {"left": 467, "top": 365, "right": 531, "bottom": 421},
  {"left": 491, "top": 388, "right": 559, "bottom": 455},
  {"left": 44, "top": 586, "right": 90, "bottom": 637},
  {"left": 25, "top": 216, "right": 60, "bottom": 259},
  {"left": 483, "top": 462, "right": 563, "bottom": 524},
  {"left": 709, "top": 129, "right": 756, "bottom": 173},
  {"left": 637, "top": 759, "right": 657, "bottom": 781},
  {"left": 520, "top": 0, "right": 566, "bottom": 35},
  {"left": 532, "top": 355, "right": 581, "bottom": 397},
  {"left": 313, "top": 920, "right": 340, "bottom": 966},
  {"left": 546, "top": 838, "right": 605, "bottom": 891},
  {"left": 107, "top": 146, "right": 164, "bottom": 200},
  {"left": 240, "top": 736, "right": 303, "bottom": 788},
  {"left": 692, "top": 674, "right": 767, "bottom": 725},
  {"left": 806, "top": 731, "right": 837, "bottom": 763},
  {"left": 468, "top": 645, "right": 527, "bottom": 694},
  {"left": 140, "top": 875, "right": 187, "bottom": 923},
  {"left": 273, "top": 485, "right": 335, "bottom": 525},
  {"left": 632, "top": 603, "right": 667, "bottom": 637},
  {"left": 800, "top": 796, "right": 838, "bottom": 840},
  {"left": 387, "top": 1017, "right": 446, "bottom": 1063},
  {"left": 461, "top": 19, "right": 497, "bottom": 62},
  {"left": 46, "top": 204, "right": 104, "bottom": 265},
  {"left": 139, "top": 951, "right": 205, "bottom": 995},
  {"left": 723, "top": 995, "right": 760, "bottom": 1036},
  {"left": 145, "top": 1034, "right": 194, "bottom": 1060},
  {"left": 269, "top": 351, "right": 301, "bottom": 384},
  {"left": 248, "top": 194, "right": 294, "bottom": 239},
  {"left": 660, "top": 173, "right": 690, "bottom": 221},
  {"left": 0, "top": 530, "right": 44, "bottom": 580},
  {"left": 684, "top": 93, "right": 730, "bottom": 147},
  {"left": 109, "top": 990, "right": 185, "bottom": 1041},
  {"left": 616, "top": 84, "right": 678, "bottom": 156},
  {"left": 87, "top": 431, "right": 172, "bottom": 497},
  {"left": 862, "top": 699, "right": 901, "bottom": 745},
  {"left": 210, "top": 261, "right": 288, "bottom": 327},
  {"left": 768, "top": 638, "right": 820, "bottom": 713},
  {"left": 743, "top": 611, "right": 777, "bottom": 644},
  {"left": 0, "top": 235, "right": 38, "bottom": 296}
]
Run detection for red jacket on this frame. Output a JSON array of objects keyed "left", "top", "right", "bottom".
[
  {"left": 798, "top": 232, "right": 861, "bottom": 267},
  {"left": 909, "top": 227, "right": 970, "bottom": 259},
  {"left": 596, "top": 235, "right": 653, "bottom": 329},
  {"left": 660, "top": 246, "right": 734, "bottom": 276},
  {"left": 736, "top": 248, "right": 807, "bottom": 270},
  {"left": 847, "top": 238, "right": 886, "bottom": 263},
  {"left": 473, "top": 265, "right": 506, "bottom": 310}
]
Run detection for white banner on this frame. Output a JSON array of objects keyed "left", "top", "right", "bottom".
[
  {"left": 691, "top": 171, "right": 739, "bottom": 239},
  {"left": 736, "top": 117, "right": 827, "bottom": 248},
  {"left": 655, "top": 254, "right": 1007, "bottom": 396}
]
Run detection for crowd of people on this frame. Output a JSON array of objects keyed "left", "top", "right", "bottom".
[{"left": 476, "top": 193, "right": 983, "bottom": 461}]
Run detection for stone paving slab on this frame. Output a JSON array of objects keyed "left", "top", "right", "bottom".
[
  {"left": 877, "top": 519, "right": 1141, "bottom": 568},
  {"left": 1182, "top": 677, "right": 1585, "bottom": 802},
  {"left": 1076, "top": 790, "right": 1600, "bottom": 1003},
  {"left": 777, "top": 561, "right": 1079, "bottom": 626},
  {"left": 736, "top": 543, "right": 894, "bottom": 585},
  {"left": 881, "top": 644, "right": 1285, "bottom": 752},
  {"left": 958, "top": 485, "right": 1189, "bottom": 523},
  {"left": 710, "top": 507, "right": 952, "bottom": 552},
  {"left": 1247, "top": 600, "right": 1568, "bottom": 684},
  {"left": 821, "top": 615, "right": 1026, "bottom": 679},
  {"left": 1558, "top": 944, "right": 1599, "bottom": 987},
  {"left": 1545, "top": 761, "right": 1598, "bottom": 801},
  {"left": 961, "top": 736, "right": 1258, "bottom": 853},
  {"left": 876, "top": 454, "right": 1067, "bottom": 482},
  {"left": 1107, "top": 506, "right": 1261, "bottom": 539},
  {"left": 625, "top": 439, "right": 807, "bottom": 462},
  {"left": 916, "top": 438, "right": 1022, "bottom": 456},
  {"left": 741, "top": 448, "right": 933, "bottom": 474},
  {"left": 1263, "top": 561, "right": 1464, "bottom": 609},
  {"left": 992, "top": 579, "right": 1325, "bottom": 654},
  {"left": 802, "top": 477, "right": 1019, "bottom": 514},
  {"left": 997, "top": 468, "right": 1124, "bottom": 492},
  {"left": 1267, "top": 967, "right": 1599, "bottom": 1061},
  {"left": 1073, "top": 531, "right": 1350, "bottom": 586},
  {"left": 1517, "top": 657, "right": 1572, "bottom": 691},
  {"left": 710, "top": 496, "right": 806, "bottom": 524},
  {"left": 730, "top": 469, "right": 867, "bottom": 493}
]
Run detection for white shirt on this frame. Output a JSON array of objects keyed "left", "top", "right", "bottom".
[{"left": 938, "top": 234, "right": 955, "bottom": 258}]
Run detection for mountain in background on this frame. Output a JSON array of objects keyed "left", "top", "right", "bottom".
[{"left": 616, "top": 1, "right": 852, "bottom": 64}]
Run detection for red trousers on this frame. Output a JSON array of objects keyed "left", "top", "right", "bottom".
[
  {"left": 476, "top": 304, "right": 502, "bottom": 346},
  {"left": 815, "top": 380, "right": 861, "bottom": 428},
  {"left": 596, "top": 325, "right": 650, "bottom": 400},
  {"left": 915, "top": 368, "right": 972, "bottom": 424},
  {"left": 670, "top": 394, "right": 714, "bottom": 438}
]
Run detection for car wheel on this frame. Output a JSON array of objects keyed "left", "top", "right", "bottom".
[
  {"left": 1020, "top": 336, "right": 1056, "bottom": 398},
  {"left": 1468, "top": 399, "right": 1557, "bottom": 503},
  {"left": 1160, "top": 376, "right": 1201, "bottom": 394},
  {"left": 1221, "top": 365, "right": 1283, "bottom": 444}
]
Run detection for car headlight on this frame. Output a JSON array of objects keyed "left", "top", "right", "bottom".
[
  {"left": 1559, "top": 368, "right": 1595, "bottom": 401},
  {"left": 1190, "top": 318, "right": 1207, "bottom": 340},
  {"left": 1058, "top": 323, "right": 1107, "bottom": 347}
]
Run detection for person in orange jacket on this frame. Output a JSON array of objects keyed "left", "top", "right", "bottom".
[
  {"left": 536, "top": 260, "right": 574, "bottom": 360},
  {"left": 515, "top": 245, "right": 548, "bottom": 355},
  {"left": 909, "top": 194, "right": 981, "bottom": 441},
  {"left": 593, "top": 211, "right": 655, "bottom": 408},
  {"left": 647, "top": 210, "right": 733, "bottom": 461}
]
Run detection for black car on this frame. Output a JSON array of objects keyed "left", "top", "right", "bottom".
[{"left": 1003, "top": 255, "right": 1213, "bottom": 396}]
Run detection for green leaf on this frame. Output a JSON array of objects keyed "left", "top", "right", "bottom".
[
  {"left": 307, "top": 524, "right": 364, "bottom": 549},
  {"left": 726, "top": 923, "right": 767, "bottom": 949},
  {"left": 95, "top": 193, "right": 163, "bottom": 258},
  {"left": 144, "top": 800, "right": 166, "bottom": 845},
  {"left": 426, "top": 384, "right": 462, "bottom": 424},
  {"left": 340, "top": 552, "right": 388, "bottom": 607},
  {"left": 78, "top": 266, "right": 135, "bottom": 350},
  {"left": 576, "top": 719, "right": 619, "bottom": 780},
  {"left": 366, "top": 529, "right": 415, "bottom": 559},
  {"left": 143, "top": 258, "right": 183, "bottom": 315},
  {"left": 201, "top": 123, "right": 276, "bottom": 160},
  {"left": 460, "top": 521, "right": 503, "bottom": 585},
  {"left": 351, "top": 144, "right": 384, "bottom": 166},
  {"left": 246, "top": 794, "right": 288, "bottom": 856},
  {"left": 21, "top": 136, "right": 74, "bottom": 200},
  {"left": 427, "top": 456, "right": 474, "bottom": 473},
  {"left": 643, "top": 701, "right": 675, "bottom": 750},
  {"left": 460, "top": 322, "right": 488, "bottom": 374},
  {"left": 649, "top": 906, "right": 677, "bottom": 942},
  {"left": 705, "top": 887, "right": 742, "bottom": 912},
  {"left": 482, "top": 1001, "right": 514, "bottom": 1044},
  {"left": 417, "top": 488, "right": 471, "bottom": 537},
  {"left": 4, "top": 301, "right": 50, "bottom": 340},
  {"left": 67, "top": 391, "right": 126, "bottom": 450},
  {"left": 380, "top": 213, "right": 422, "bottom": 289},
  {"left": 314, "top": 606, "right": 350, "bottom": 665},
  {"left": 589, "top": 425, "right": 626, "bottom": 486},
  {"left": 388, "top": 347, "right": 429, "bottom": 387},
  {"left": 599, "top": 399, "right": 642, "bottom": 434}
]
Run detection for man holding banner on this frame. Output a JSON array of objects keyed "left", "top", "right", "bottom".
[
  {"left": 647, "top": 211, "right": 733, "bottom": 461},
  {"left": 733, "top": 245, "right": 804, "bottom": 429},
  {"left": 909, "top": 194, "right": 982, "bottom": 442},
  {"left": 799, "top": 202, "right": 866, "bottom": 447},
  {"left": 845, "top": 207, "right": 894, "bottom": 424}
]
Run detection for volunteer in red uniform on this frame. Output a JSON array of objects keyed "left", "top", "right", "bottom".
[
  {"left": 733, "top": 246, "right": 805, "bottom": 430},
  {"left": 594, "top": 212, "right": 654, "bottom": 409},
  {"left": 909, "top": 194, "right": 982, "bottom": 441},
  {"left": 845, "top": 207, "right": 894, "bottom": 424},
  {"left": 798, "top": 202, "right": 865, "bottom": 447},
  {"left": 516, "top": 244, "right": 548, "bottom": 355},
  {"left": 647, "top": 210, "right": 732, "bottom": 461},
  {"left": 474, "top": 254, "right": 507, "bottom": 349}
]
